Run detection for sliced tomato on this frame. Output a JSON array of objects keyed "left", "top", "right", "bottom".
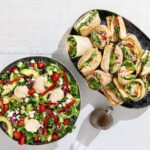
[
  {"left": 37, "top": 61, "right": 45, "bottom": 68},
  {"left": 18, "top": 120, "right": 24, "bottom": 126},
  {"left": 51, "top": 72, "right": 60, "bottom": 82},
  {"left": 0, "top": 80, "right": 3, "bottom": 84},
  {"left": 51, "top": 133, "right": 58, "bottom": 140},
  {"left": 28, "top": 88, "right": 36, "bottom": 95},
  {"left": 39, "top": 104, "right": 46, "bottom": 112},
  {"left": 3, "top": 104, "right": 9, "bottom": 111},
  {"left": 13, "top": 131, "right": 22, "bottom": 139},
  {"left": 63, "top": 119, "right": 69, "bottom": 125}
]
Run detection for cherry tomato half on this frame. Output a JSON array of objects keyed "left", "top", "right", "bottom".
[
  {"left": 28, "top": 88, "right": 36, "bottom": 95},
  {"left": 37, "top": 61, "right": 45, "bottom": 68}
]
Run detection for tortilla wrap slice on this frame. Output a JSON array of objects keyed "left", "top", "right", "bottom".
[
  {"left": 77, "top": 48, "right": 102, "bottom": 76},
  {"left": 113, "top": 78, "right": 128, "bottom": 99},
  {"left": 90, "top": 25, "right": 110, "bottom": 49},
  {"left": 106, "top": 16, "right": 126, "bottom": 41},
  {"left": 74, "top": 10, "right": 101, "bottom": 36},
  {"left": 86, "top": 70, "right": 112, "bottom": 90},
  {"left": 66, "top": 35, "right": 92, "bottom": 58},
  {"left": 109, "top": 45, "right": 123, "bottom": 73},
  {"left": 125, "top": 79, "right": 146, "bottom": 101},
  {"left": 101, "top": 44, "right": 113, "bottom": 72}
]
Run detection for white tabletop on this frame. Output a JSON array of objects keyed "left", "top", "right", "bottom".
[{"left": 0, "top": 0, "right": 150, "bottom": 150}]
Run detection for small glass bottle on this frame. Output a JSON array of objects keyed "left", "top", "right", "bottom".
[{"left": 89, "top": 106, "right": 113, "bottom": 130}]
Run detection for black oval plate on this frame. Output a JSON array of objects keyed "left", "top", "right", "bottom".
[
  {"left": 69, "top": 9, "right": 150, "bottom": 109},
  {"left": 0, "top": 56, "right": 81, "bottom": 145}
]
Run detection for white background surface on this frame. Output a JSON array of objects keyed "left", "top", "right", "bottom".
[{"left": 0, "top": 0, "right": 150, "bottom": 150}]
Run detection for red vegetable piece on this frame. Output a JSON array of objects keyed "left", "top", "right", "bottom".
[
  {"left": 3, "top": 104, "right": 9, "bottom": 111},
  {"left": 18, "top": 120, "right": 24, "bottom": 126},
  {"left": 51, "top": 133, "right": 58, "bottom": 140},
  {"left": 13, "top": 131, "right": 22, "bottom": 139},
  {"left": 62, "top": 68, "right": 69, "bottom": 93},
  {"left": 48, "top": 109, "right": 60, "bottom": 128},
  {"left": 40, "top": 82, "right": 57, "bottom": 96},
  {"left": 43, "top": 113, "right": 49, "bottom": 136},
  {"left": 0, "top": 80, "right": 3, "bottom": 84},
  {"left": 10, "top": 66, "right": 18, "bottom": 73},
  {"left": 34, "top": 136, "right": 39, "bottom": 141},
  {"left": 5, "top": 75, "right": 24, "bottom": 85},
  {"left": 37, "top": 61, "right": 45, "bottom": 68},
  {"left": 46, "top": 102, "right": 58, "bottom": 107},
  {"left": 28, "top": 88, "right": 36, "bottom": 95},
  {"left": 63, "top": 119, "right": 69, "bottom": 125},
  {"left": 58, "top": 100, "right": 76, "bottom": 113},
  {"left": 51, "top": 72, "right": 60, "bottom": 82},
  {"left": 39, "top": 104, "right": 46, "bottom": 112},
  {"left": 19, "top": 134, "right": 25, "bottom": 145}
]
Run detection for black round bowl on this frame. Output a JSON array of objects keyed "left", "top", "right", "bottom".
[
  {"left": 69, "top": 9, "right": 150, "bottom": 109},
  {"left": 0, "top": 56, "right": 81, "bottom": 145}
]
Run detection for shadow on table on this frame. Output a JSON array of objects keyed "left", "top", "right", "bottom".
[{"left": 52, "top": 28, "right": 149, "bottom": 149}]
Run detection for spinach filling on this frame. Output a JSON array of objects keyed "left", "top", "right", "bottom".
[
  {"left": 87, "top": 77, "right": 101, "bottom": 90},
  {"left": 67, "top": 36, "right": 77, "bottom": 57}
]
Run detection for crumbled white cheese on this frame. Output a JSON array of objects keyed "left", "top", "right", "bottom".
[
  {"left": 31, "top": 78, "right": 35, "bottom": 81},
  {"left": 58, "top": 78, "right": 63, "bottom": 85},
  {"left": 28, "top": 111, "right": 35, "bottom": 118},
  {"left": 33, "top": 93, "right": 38, "bottom": 97},
  {"left": 25, "top": 97, "right": 29, "bottom": 103},
  {"left": 20, "top": 78, "right": 25, "bottom": 82},
  {"left": 7, "top": 111, "right": 14, "bottom": 117},
  {"left": 62, "top": 102, "right": 66, "bottom": 107},
  {"left": 58, "top": 104, "right": 62, "bottom": 108},
  {"left": 66, "top": 99, "right": 72, "bottom": 104},
  {"left": 14, "top": 70, "right": 19, "bottom": 73},
  {"left": 30, "top": 59, "right": 35, "bottom": 63}
]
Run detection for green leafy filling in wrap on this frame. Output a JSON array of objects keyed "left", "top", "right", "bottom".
[
  {"left": 107, "top": 83, "right": 126, "bottom": 101},
  {"left": 77, "top": 10, "right": 98, "bottom": 31},
  {"left": 87, "top": 77, "right": 101, "bottom": 90},
  {"left": 79, "top": 52, "right": 97, "bottom": 69},
  {"left": 114, "top": 25, "right": 120, "bottom": 39},
  {"left": 121, "top": 60, "right": 136, "bottom": 80},
  {"left": 91, "top": 30, "right": 101, "bottom": 46},
  {"left": 122, "top": 46, "right": 133, "bottom": 60},
  {"left": 67, "top": 36, "right": 77, "bottom": 57},
  {"left": 109, "top": 50, "right": 115, "bottom": 73}
]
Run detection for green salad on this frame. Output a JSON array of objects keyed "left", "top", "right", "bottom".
[{"left": 0, "top": 58, "right": 80, "bottom": 145}]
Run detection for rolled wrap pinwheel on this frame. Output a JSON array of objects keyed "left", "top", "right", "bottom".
[
  {"left": 125, "top": 79, "right": 146, "bottom": 101},
  {"left": 101, "top": 44, "right": 123, "bottom": 73},
  {"left": 86, "top": 70, "right": 113, "bottom": 90},
  {"left": 74, "top": 10, "right": 101, "bottom": 36},
  {"left": 66, "top": 35, "right": 92, "bottom": 58},
  {"left": 90, "top": 25, "right": 110, "bottom": 49},
  {"left": 101, "top": 82, "right": 124, "bottom": 105},
  {"left": 118, "top": 60, "right": 136, "bottom": 85},
  {"left": 118, "top": 34, "right": 142, "bottom": 62},
  {"left": 77, "top": 48, "right": 102, "bottom": 76},
  {"left": 106, "top": 16, "right": 126, "bottom": 41},
  {"left": 136, "top": 50, "right": 150, "bottom": 76}
]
